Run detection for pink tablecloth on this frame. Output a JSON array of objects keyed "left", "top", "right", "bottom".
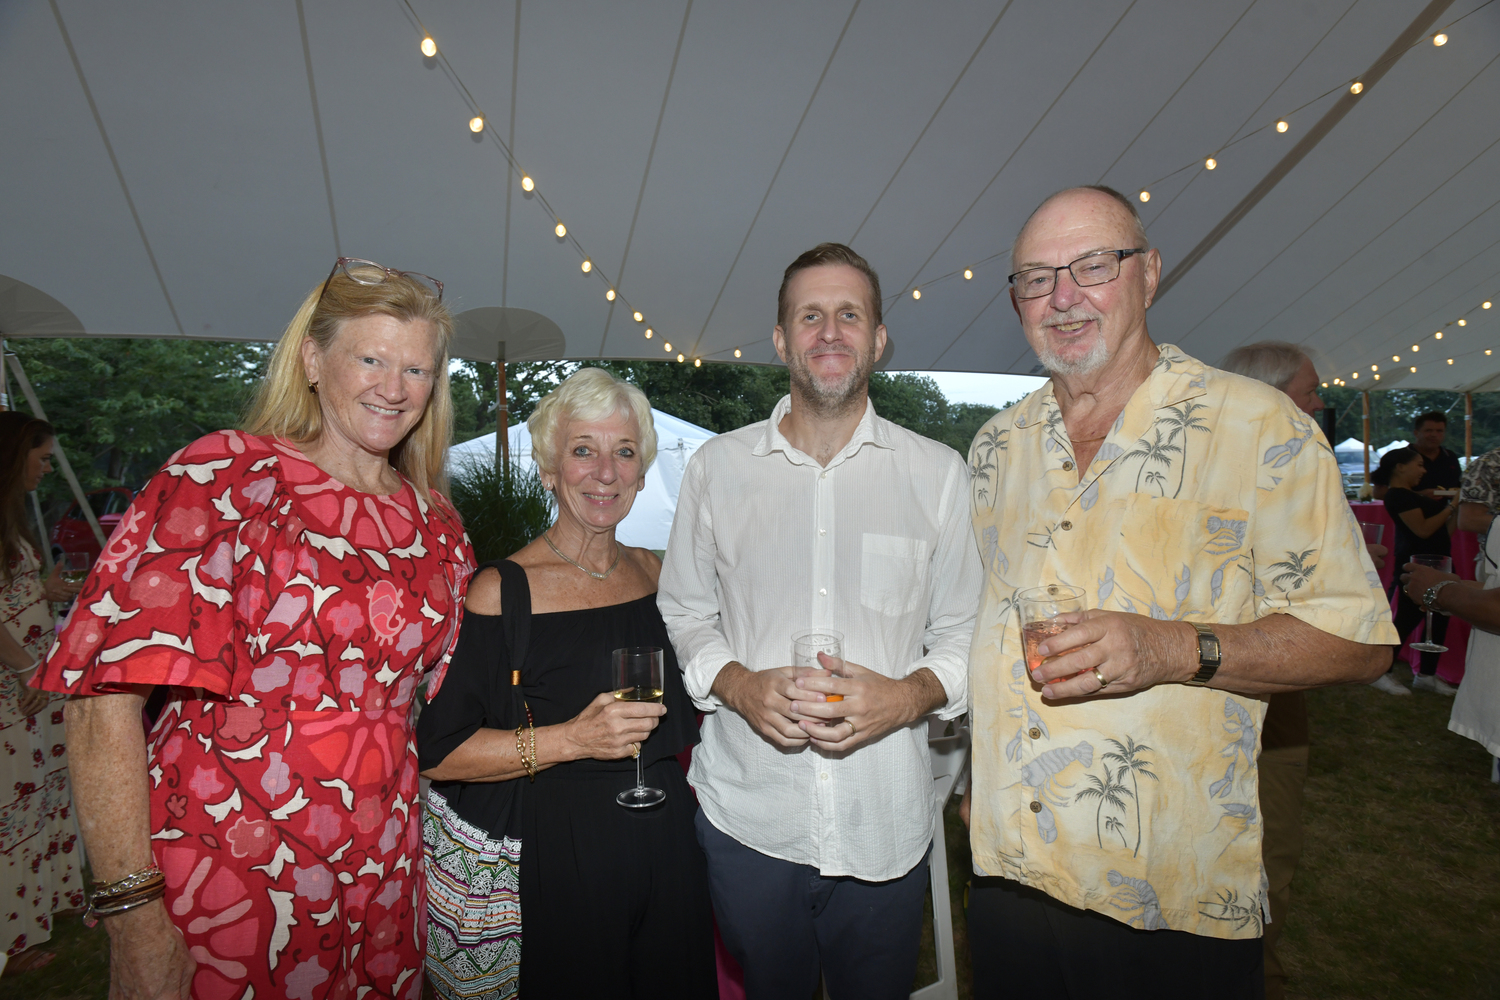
[{"left": 1350, "top": 501, "right": 1476, "bottom": 684}]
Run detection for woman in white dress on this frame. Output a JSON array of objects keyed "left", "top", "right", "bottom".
[
  {"left": 1402, "top": 534, "right": 1500, "bottom": 780},
  {"left": 0, "top": 413, "right": 85, "bottom": 975}
]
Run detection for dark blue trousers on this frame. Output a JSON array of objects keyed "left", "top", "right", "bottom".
[{"left": 694, "top": 808, "right": 930, "bottom": 1000}]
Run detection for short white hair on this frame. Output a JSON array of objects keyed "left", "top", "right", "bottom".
[
  {"left": 1218, "top": 341, "right": 1308, "bottom": 391},
  {"left": 527, "top": 367, "right": 657, "bottom": 476}
]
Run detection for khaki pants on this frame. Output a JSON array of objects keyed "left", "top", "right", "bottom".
[{"left": 1258, "top": 743, "right": 1309, "bottom": 1000}]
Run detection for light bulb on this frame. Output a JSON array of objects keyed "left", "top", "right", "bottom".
[
  {"left": 1374, "top": 374, "right": 1380, "bottom": 380},
  {"left": 1205, "top": 157, "right": 1217, "bottom": 170},
  {"left": 1459, "top": 318, "right": 1467, "bottom": 326},
  {"left": 912, "top": 288, "right": 921, "bottom": 300},
  {"left": 521, "top": 175, "right": 534, "bottom": 192},
  {"left": 1485, "top": 301, "right": 1493, "bottom": 309},
  {"left": 605, "top": 289, "right": 615, "bottom": 301},
  {"left": 421, "top": 37, "right": 437, "bottom": 57},
  {"left": 1352, "top": 372, "right": 1359, "bottom": 378},
  {"left": 964, "top": 269, "right": 973, "bottom": 280},
  {"left": 1412, "top": 366, "right": 1418, "bottom": 372},
  {"left": 1321, "top": 382, "right": 1329, "bottom": 388},
  {"left": 644, "top": 329, "right": 653, "bottom": 339},
  {"left": 1413, "top": 344, "right": 1420, "bottom": 351},
  {"left": 1488, "top": 350, "right": 1494, "bottom": 356},
  {"left": 734, "top": 349, "right": 742, "bottom": 358},
  {"left": 677, "top": 353, "right": 685, "bottom": 363},
  {"left": 663, "top": 342, "right": 671, "bottom": 352},
  {"left": 1434, "top": 32, "right": 1448, "bottom": 46},
  {"left": 633, "top": 311, "right": 643, "bottom": 322},
  {"left": 1393, "top": 355, "right": 1400, "bottom": 362},
  {"left": 1276, "top": 120, "right": 1288, "bottom": 133},
  {"left": 1350, "top": 81, "right": 1363, "bottom": 95},
  {"left": 1448, "top": 358, "right": 1455, "bottom": 364},
  {"left": 1371, "top": 364, "right": 1378, "bottom": 372},
  {"left": 469, "top": 115, "right": 484, "bottom": 133},
  {"left": 1139, "top": 190, "right": 1150, "bottom": 202},
  {"left": 581, "top": 258, "right": 592, "bottom": 273},
  {"left": 1436, "top": 331, "right": 1443, "bottom": 339},
  {"left": 694, "top": 358, "right": 701, "bottom": 367},
  {"left": 555, "top": 222, "right": 567, "bottom": 238}
]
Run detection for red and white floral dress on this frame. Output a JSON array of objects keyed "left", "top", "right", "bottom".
[{"left": 34, "top": 431, "right": 473, "bottom": 1000}]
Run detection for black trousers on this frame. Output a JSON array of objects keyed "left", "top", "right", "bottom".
[
  {"left": 969, "top": 877, "right": 1263, "bottom": 1000},
  {"left": 1390, "top": 580, "right": 1448, "bottom": 676}
]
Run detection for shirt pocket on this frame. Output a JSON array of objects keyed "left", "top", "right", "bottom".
[
  {"left": 1103, "top": 495, "right": 1251, "bottom": 620},
  {"left": 860, "top": 533, "right": 930, "bottom": 616}
]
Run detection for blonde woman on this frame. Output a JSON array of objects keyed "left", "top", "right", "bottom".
[{"left": 36, "top": 259, "right": 474, "bottom": 999}]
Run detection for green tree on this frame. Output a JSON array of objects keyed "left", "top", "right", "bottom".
[
  {"left": 7, "top": 337, "right": 270, "bottom": 518},
  {"left": 1320, "top": 387, "right": 1498, "bottom": 457}
]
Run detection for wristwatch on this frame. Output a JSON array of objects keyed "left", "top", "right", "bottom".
[
  {"left": 1185, "top": 622, "right": 1221, "bottom": 687},
  {"left": 1421, "top": 580, "right": 1458, "bottom": 615}
]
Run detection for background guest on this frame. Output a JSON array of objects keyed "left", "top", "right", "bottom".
[
  {"left": 420, "top": 367, "right": 715, "bottom": 999},
  {"left": 1381, "top": 446, "right": 1460, "bottom": 694},
  {"left": 0, "top": 413, "right": 83, "bottom": 976},
  {"left": 1411, "top": 411, "right": 1462, "bottom": 496},
  {"left": 1458, "top": 443, "right": 1500, "bottom": 538},
  {"left": 33, "top": 258, "right": 473, "bottom": 999}
]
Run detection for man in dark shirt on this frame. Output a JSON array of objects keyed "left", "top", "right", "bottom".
[{"left": 1413, "top": 410, "right": 1462, "bottom": 494}]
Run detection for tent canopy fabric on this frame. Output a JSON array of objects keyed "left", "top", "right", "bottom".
[
  {"left": 2, "top": 1, "right": 1498, "bottom": 389},
  {"left": 448, "top": 407, "right": 715, "bottom": 550}
]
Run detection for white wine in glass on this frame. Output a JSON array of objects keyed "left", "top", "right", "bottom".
[
  {"left": 60, "top": 551, "right": 92, "bottom": 585},
  {"left": 613, "top": 646, "right": 666, "bottom": 809}
]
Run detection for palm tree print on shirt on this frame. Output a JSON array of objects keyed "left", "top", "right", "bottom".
[
  {"left": 1103, "top": 736, "right": 1158, "bottom": 857},
  {"left": 1268, "top": 549, "right": 1317, "bottom": 606},
  {"left": 1075, "top": 763, "right": 1133, "bottom": 848},
  {"left": 1124, "top": 428, "right": 1182, "bottom": 495}
]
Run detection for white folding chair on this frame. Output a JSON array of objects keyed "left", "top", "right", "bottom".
[{"left": 911, "top": 714, "right": 970, "bottom": 1000}]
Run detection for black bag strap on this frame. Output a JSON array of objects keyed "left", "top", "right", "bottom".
[{"left": 493, "top": 560, "right": 532, "bottom": 716}]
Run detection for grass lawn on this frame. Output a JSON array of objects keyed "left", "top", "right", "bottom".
[{"left": 9, "top": 664, "right": 1497, "bottom": 999}]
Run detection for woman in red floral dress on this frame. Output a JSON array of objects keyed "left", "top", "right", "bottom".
[{"left": 33, "top": 260, "right": 473, "bottom": 1000}]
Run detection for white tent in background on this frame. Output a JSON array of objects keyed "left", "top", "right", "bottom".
[
  {"left": 1333, "top": 437, "right": 1367, "bottom": 455},
  {"left": 1377, "top": 439, "right": 1411, "bottom": 457},
  {"left": 447, "top": 409, "right": 715, "bottom": 550}
]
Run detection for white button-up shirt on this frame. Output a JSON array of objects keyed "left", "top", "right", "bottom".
[{"left": 659, "top": 396, "right": 982, "bottom": 880}]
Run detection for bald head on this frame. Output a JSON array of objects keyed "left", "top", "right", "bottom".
[{"left": 1011, "top": 186, "right": 1149, "bottom": 272}]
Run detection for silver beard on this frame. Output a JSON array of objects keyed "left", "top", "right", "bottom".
[{"left": 1035, "top": 317, "right": 1110, "bottom": 377}]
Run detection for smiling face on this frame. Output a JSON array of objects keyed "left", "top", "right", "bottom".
[
  {"left": 302, "top": 313, "right": 439, "bottom": 462},
  {"left": 1394, "top": 454, "right": 1426, "bottom": 489},
  {"left": 1282, "top": 358, "right": 1325, "bottom": 416},
  {"left": 773, "top": 263, "right": 887, "bottom": 417},
  {"left": 24, "top": 437, "right": 55, "bottom": 492},
  {"left": 543, "top": 408, "right": 646, "bottom": 533},
  {"left": 1011, "top": 189, "right": 1160, "bottom": 379}
]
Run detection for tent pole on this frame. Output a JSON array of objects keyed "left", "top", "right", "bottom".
[
  {"left": 497, "top": 340, "right": 509, "bottom": 473},
  {"left": 1362, "top": 391, "right": 1371, "bottom": 487},
  {"left": 1465, "top": 392, "right": 1473, "bottom": 464},
  {"left": 3, "top": 350, "right": 108, "bottom": 550}
]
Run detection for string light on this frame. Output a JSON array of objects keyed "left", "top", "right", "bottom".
[
  {"left": 663, "top": 342, "right": 671, "bottom": 352},
  {"left": 1411, "top": 366, "right": 1418, "bottom": 373},
  {"left": 694, "top": 358, "right": 702, "bottom": 367},
  {"left": 1413, "top": 344, "right": 1420, "bottom": 352},
  {"left": 1352, "top": 372, "right": 1359, "bottom": 379},
  {"left": 964, "top": 269, "right": 973, "bottom": 280},
  {"left": 912, "top": 289, "right": 921, "bottom": 300},
  {"left": 1393, "top": 355, "right": 1400, "bottom": 362},
  {"left": 469, "top": 115, "right": 485, "bottom": 133},
  {"left": 644, "top": 329, "right": 653, "bottom": 339},
  {"left": 1321, "top": 382, "right": 1329, "bottom": 388},
  {"left": 1485, "top": 301, "right": 1493, "bottom": 309},
  {"left": 734, "top": 348, "right": 742, "bottom": 358},
  {"left": 605, "top": 288, "right": 615, "bottom": 301},
  {"left": 1350, "top": 81, "right": 1364, "bottom": 95},
  {"left": 677, "top": 353, "right": 685, "bottom": 363},
  {"left": 1436, "top": 331, "right": 1443, "bottom": 339},
  {"left": 1434, "top": 32, "right": 1448, "bottom": 46},
  {"left": 1371, "top": 364, "right": 1379, "bottom": 372},
  {"left": 1276, "top": 120, "right": 1289, "bottom": 132},
  {"left": 1139, "top": 190, "right": 1150, "bottom": 202},
  {"left": 1205, "top": 157, "right": 1217, "bottom": 170},
  {"left": 581, "top": 258, "right": 592, "bottom": 273},
  {"left": 421, "top": 36, "right": 437, "bottom": 57},
  {"left": 1488, "top": 350, "right": 1494, "bottom": 356},
  {"left": 1374, "top": 374, "right": 1380, "bottom": 380},
  {"left": 633, "top": 311, "right": 644, "bottom": 322},
  {"left": 1448, "top": 358, "right": 1455, "bottom": 364},
  {"left": 1458, "top": 318, "right": 1467, "bottom": 326},
  {"left": 521, "top": 175, "right": 535, "bottom": 192},
  {"left": 555, "top": 222, "right": 567, "bottom": 238}
]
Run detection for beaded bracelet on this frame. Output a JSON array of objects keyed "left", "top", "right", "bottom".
[{"left": 523, "top": 702, "right": 537, "bottom": 780}]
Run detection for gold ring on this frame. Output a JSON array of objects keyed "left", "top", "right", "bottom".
[
  {"left": 631, "top": 742, "right": 640, "bottom": 758},
  {"left": 1093, "top": 668, "right": 1110, "bottom": 690},
  {"left": 848, "top": 720, "right": 857, "bottom": 737}
]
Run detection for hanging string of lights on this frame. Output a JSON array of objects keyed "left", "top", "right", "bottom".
[
  {"left": 402, "top": 1, "right": 717, "bottom": 363},
  {"left": 891, "top": 8, "right": 1489, "bottom": 306},
  {"left": 1325, "top": 299, "right": 1495, "bottom": 387}
]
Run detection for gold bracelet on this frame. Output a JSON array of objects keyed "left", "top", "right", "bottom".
[
  {"left": 515, "top": 724, "right": 528, "bottom": 775},
  {"left": 522, "top": 702, "right": 538, "bottom": 781},
  {"left": 91, "top": 863, "right": 164, "bottom": 899}
]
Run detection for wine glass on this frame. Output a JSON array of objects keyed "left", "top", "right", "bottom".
[
  {"left": 792, "top": 629, "right": 843, "bottom": 702},
  {"left": 61, "top": 551, "right": 92, "bottom": 584},
  {"left": 1017, "top": 584, "right": 1087, "bottom": 678},
  {"left": 613, "top": 646, "right": 666, "bottom": 809},
  {"left": 1358, "top": 522, "right": 1384, "bottom": 546},
  {"left": 1409, "top": 554, "right": 1452, "bottom": 653}
]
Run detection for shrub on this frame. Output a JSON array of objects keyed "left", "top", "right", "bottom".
[{"left": 448, "top": 458, "right": 553, "bottom": 564}]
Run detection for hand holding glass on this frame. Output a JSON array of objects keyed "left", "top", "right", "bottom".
[
  {"left": 1409, "top": 555, "right": 1451, "bottom": 653},
  {"left": 612, "top": 646, "right": 666, "bottom": 808},
  {"left": 1018, "top": 584, "right": 1088, "bottom": 679},
  {"left": 792, "top": 629, "right": 843, "bottom": 701},
  {"left": 61, "top": 551, "right": 92, "bottom": 584}
]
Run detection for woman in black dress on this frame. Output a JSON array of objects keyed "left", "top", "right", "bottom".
[
  {"left": 419, "top": 368, "right": 716, "bottom": 998},
  {"left": 1381, "top": 446, "right": 1461, "bottom": 690}
]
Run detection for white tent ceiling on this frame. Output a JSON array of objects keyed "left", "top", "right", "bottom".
[{"left": 3, "top": 0, "right": 1498, "bottom": 391}]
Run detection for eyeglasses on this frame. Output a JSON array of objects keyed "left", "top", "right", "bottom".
[
  {"left": 320, "top": 257, "right": 444, "bottom": 302},
  {"left": 1008, "top": 249, "right": 1148, "bottom": 300}
]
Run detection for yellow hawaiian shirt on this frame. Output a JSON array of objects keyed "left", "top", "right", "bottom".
[{"left": 966, "top": 343, "right": 1396, "bottom": 940}]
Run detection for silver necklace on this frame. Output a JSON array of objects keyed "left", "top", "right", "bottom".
[{"left": 542, "top": 530, "right": 621, "bottom": 580}]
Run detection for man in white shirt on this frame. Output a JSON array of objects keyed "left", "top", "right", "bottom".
[{"left": 659, "top": 243, "right": 982, "bottom": 999}]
